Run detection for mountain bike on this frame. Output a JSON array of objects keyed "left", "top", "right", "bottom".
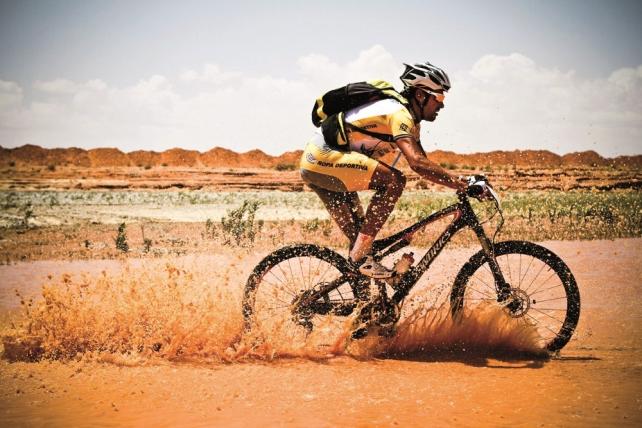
[{"left": 242, "top": 177, "right": 581, "bottom": 353}]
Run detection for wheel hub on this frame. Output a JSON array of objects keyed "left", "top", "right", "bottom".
[{"left": 504, "top": 288, "right": 531, "bottom": 318}]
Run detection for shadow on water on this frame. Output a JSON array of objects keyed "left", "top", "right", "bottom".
[
  {"left": 379, "top": 347, "right": 551, "bottom": 368},
  {"left": 379, "top": 348, "right": 603, "bottom": 368},
  {"left": 550, "top": 355, "right": 602, "bottom": 362}
]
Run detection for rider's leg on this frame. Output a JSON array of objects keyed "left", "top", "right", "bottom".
[
  {"left": 349, "top": 163, "right": 406, "bottom": 263},
  {"left": 308, "top": 184, "right": 365, "bottom": 249}
]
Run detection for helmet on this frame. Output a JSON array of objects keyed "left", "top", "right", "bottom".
[{"left": 400, "top": 62, "right": 451, "bottom": 92}]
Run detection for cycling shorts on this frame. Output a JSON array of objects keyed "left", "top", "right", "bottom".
[{"left": 300, "top": 133, "right": 379, "bottom": 192}]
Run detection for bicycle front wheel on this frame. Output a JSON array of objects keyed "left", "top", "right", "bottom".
[{"left": 450, "top": 241, "right": 580, "bottom": 352}]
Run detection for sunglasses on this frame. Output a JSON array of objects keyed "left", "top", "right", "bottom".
[{"left": 419, "top": 88, "right": 446, "bottom": 102}]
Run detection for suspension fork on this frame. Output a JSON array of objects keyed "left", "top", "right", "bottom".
[
  {"left": 456, "top": 196, "right": 511, "bottom": 301},
  {"left": 469, "top": 217, "right": 512, "bottom": 302}
]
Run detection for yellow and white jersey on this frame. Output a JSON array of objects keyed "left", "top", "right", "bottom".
[{"left": 344, "top": 98, "right": 420, "bottom": 159}]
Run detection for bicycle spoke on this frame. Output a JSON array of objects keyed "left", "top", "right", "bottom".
[
  {"left": 526, "top": 270, "right": 559, "bottom": 295},
  {"left": 297, "top": 256, "right": 306, "bottom": 289},
  {"left": 533, "top": 296, "right": 567, "bottom": 304},
  {"left": 525, "top": 313, "right": 560, "bottom": 337},
  {"left": 470, "top": 270, "right": 496, "bottom": 293},
  {"left": 316, "top": 260, "right": 335, "bottom": 286},
  {"left": 266, "top": 270, "right": 297, "bottom": 297},
  {"left": 262, "top": 302, "right": 293, "bottom": 311},
  {"left": 529, "top": 283, "right": 565, "bottom": 297},
  {"left": 505, "top": 254, "right": 513, "bottom": 286},
  {"left": 530, "top": 307, "right": 565, "bottom": 324},
  {"left": 519, "top": 254, "right": 535, "bottom": 286},
  {"left": 275, "top": 262, "right": 296, "bottom": 291},
  {"left": 466, "top": 286, "right": 496, "bottom": 300}
]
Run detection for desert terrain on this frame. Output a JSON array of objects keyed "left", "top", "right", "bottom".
[
  {"left": 0, "top": 240, "right": 640, "bottom": 427},
  {"left": 0, "top": 144, "right": 640, "bottom": 192},
  {"left": 0, "top": 144, "right": 641, "bottom": 427}
]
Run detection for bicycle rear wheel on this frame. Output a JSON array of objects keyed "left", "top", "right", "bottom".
[
  {"left": 450, "top": 241, "right": 580, "bottom": 352},
  {"left": 243, "top": 244, "right": 366, "bottom": 334}
]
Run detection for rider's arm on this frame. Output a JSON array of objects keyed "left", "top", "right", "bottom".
[{"left": 396, "top": 136, "right": 467, "bottom": 191}]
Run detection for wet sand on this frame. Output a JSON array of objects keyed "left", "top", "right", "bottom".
[{"left": 1, "top": 239, "right": 641, "bottom": 427}]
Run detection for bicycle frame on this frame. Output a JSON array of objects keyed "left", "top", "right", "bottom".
[{"left": 371, "top": 193, "right": 511, "bottom": 305}]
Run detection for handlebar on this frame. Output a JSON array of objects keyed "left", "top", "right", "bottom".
[{"left": 457, "top": 175, "right": 501, "bottom": 206}]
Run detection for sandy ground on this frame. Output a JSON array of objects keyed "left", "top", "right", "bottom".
[{"left": 0, "top": 239, "right": 641, "bottom": 427}]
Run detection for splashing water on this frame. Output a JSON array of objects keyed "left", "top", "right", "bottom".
[{"left": 2, "top": 255, "right": 545, "bottom": 363}]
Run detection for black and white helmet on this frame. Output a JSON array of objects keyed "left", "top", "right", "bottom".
[{"left": 400, "top": 62, "right": 451, "bottom": 92}]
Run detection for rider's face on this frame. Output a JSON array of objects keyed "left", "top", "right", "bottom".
[{"left": 417, "top": 90, "right": 445, "bottom": 122}]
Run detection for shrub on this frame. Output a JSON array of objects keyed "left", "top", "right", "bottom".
[
  {"left": 440, "top": 162, "right": 457, "bottom": 170},
  {"left": 115, "top": 223, "right": 129, "bottom": 253},
  {"left": 204, "top": 218, "right": 216, "bottom": 239},
  {"left": 303, "top": 218, "right": 320, "bottom": 232},
  {"left": 275, "top": 163, "right": 296, "bottom": 171},
  {"left": 221, "top": 200, "right": 261, "bottom": 246}
]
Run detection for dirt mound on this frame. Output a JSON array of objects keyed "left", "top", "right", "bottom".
[
  {"left": 3, "top": 144, "right": 50, "bottom": 165},
  {"left": 427, "top": 149, "right": 564, "bottom": 168},
  {"left": 562, "top": 150, "right": 607, "bottom": 167},
  {"left": 88, "top": 148, "right": 130, "bottom": 167},
  {"left": 50, "top": 148, "right": 91, "bottom": 167},
  {"left": 274, "top": 150, "right": 303, "bottom": 165},
  {"left": 128, "top": 150, "right": 161, "bottom": 167},
  {"left": 0, "top": 144, "right": 639, "bottom": 170},
  {"left": 239, "top": 149, "right": 274, "bottom": 168},
  {"left": 611, "top": 155, "right": 642, "bottom": 169},
  {"left": 159, "top": 148, "right": 200, "bottom": 167},
  {"left": 200, "top": 147, "right": 241, "bottom": 167}
]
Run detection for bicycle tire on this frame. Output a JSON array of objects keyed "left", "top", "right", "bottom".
[
  {"left": 450, "top": 240, "right": 580, "bottom": 352},
  {"left": 243, "top": 244, "right": 365, "bottom": 333}
]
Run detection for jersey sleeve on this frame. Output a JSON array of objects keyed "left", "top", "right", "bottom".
[{"left": 389, "top": 107, "right": 417, "bottom": 141}]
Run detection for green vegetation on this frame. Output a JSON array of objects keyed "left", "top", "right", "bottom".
[
  {"left": 275, "top": 163, "right": 296, "bottom": 171},
  {"left": 115, "top": 223, "right": 129, "bottom": 252},
  {"left": 394, "top": 189, "right": 641, "bottom": 241},
  {"left": 439, "top": 162, "right": 457, "bottom": 170},
  {"left": 0, "top": 189, "right": 640, "bottom": 243},
  {"left": 220, "top": 200, "right": 262, "bottom": 246}
]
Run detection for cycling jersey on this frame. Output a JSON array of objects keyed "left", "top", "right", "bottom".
[
  {"left": 344, "top": 98, "right": 420, "bottom": 158},
  {"left": 300, "top": 99, "right": 420, "bottom": 192}
]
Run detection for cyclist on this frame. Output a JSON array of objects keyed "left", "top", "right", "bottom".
[{"left": 300, "top": 62, "right": 467, "bottom": 278}]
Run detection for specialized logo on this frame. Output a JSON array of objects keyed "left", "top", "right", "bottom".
[
  {"left": 417, "top": 231, "right": 450, "bottom": 272},
  {"left": 399, "top": 123, "right": 410, "bottom": 132}
]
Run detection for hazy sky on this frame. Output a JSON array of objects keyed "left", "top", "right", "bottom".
[{"left": 1, "top": 0, "right": 641, "bottom": 156}]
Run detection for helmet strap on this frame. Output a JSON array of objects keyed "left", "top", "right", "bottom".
[{"left": 411, "top": 89, "right": 430, "bottom": 121}]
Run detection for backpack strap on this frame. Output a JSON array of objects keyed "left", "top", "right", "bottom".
[{"left": 344, "top": 122, "right": 396, "bottom": 143}]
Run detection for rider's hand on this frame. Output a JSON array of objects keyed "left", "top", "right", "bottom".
[{"left": 461, "top": 175, "right": 494, "bottom": 200}]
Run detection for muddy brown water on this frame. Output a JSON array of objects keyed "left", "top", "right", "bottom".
[{"left": 1, "top": 239, "right": 641, "bottom": 427}]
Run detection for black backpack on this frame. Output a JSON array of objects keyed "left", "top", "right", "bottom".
[{"left": 311, "top": 80, "right": 409, "bottom": 151}]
